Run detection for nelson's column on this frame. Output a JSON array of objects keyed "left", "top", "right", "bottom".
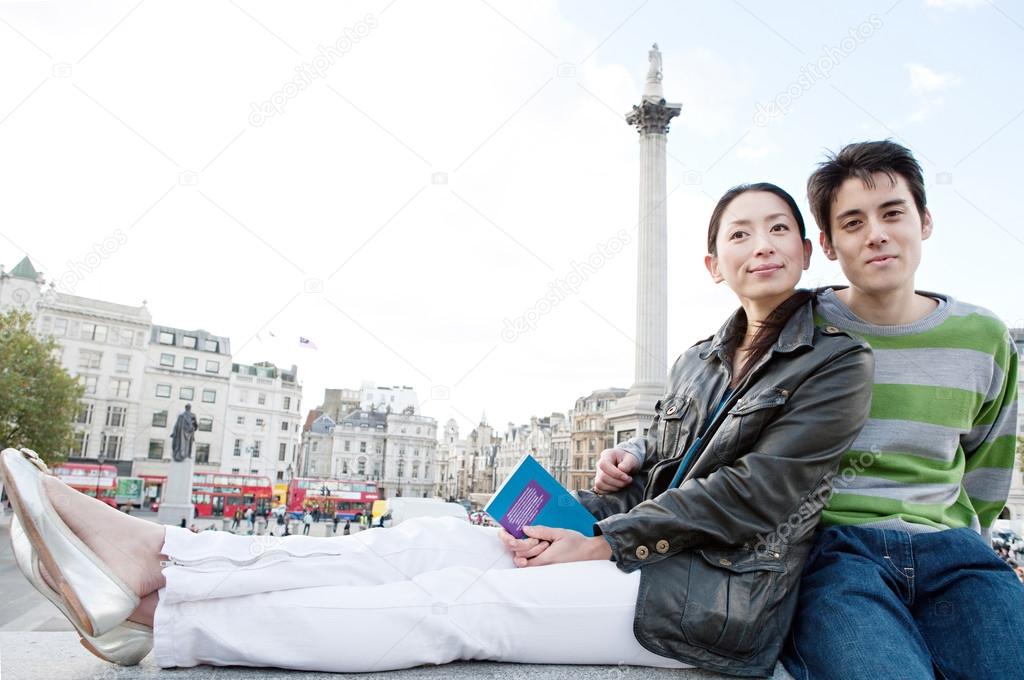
[{"left": 605, "top": 44, "right": 681, "bottom": 443}]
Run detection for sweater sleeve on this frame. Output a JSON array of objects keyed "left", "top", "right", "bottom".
[{"left": 963, "top": 329, "right": 1020, "bottom": 536}]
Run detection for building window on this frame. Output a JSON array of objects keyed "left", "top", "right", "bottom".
[
  {"left": 74, "top": 403, "right": 93, "bottom": 425},
  {"left": 159, "top": 353, "right": 175, "bottom": 367},
  {"left": 117, "top": 328, "right": 133, "bottom": 346},
  {"left": 155, "top": 384, "right": 171, "bottom": 398},
  {"left": 205, "top": 360, "right": 219, "bottom": 373},
  {"left": 198, "top": 417, "right": 213, "bottom": 432},
  {"left": 258, "top": 393, "right": 267, "bottom": 406},
  {"left": 202, "top": 389, "right": 216, "bottom": 403},
  {"left": 152, "top": 410, "right": 168, "bottom": 427},
  {"left": 412, "top": 461, "right": 420, "bottom": 478},
  {"left": 278, "top": 443, "right": 286, "bottom": 461},
  {"left": 236, "top": 415, "right": 245, "bottom": 425},
  {"left": 100, "top": 434, "right": 123, "bottom": 458},
  {"left": 195, "top": 444, "right": 209, "bottom": 464},
  {"left": 180, "top": 386, "right": 194, "bottom": 401},
  {"left": 357, "top": 458, "right": 366, "bottom": 475},
  {"left": 54, "top": 318, "right": 68, "bottom": 336},
  {"left": 255, "top": 418, "right": 265, "bottom": 428},
  {"left": 158, "top": 331, "right": 174, "bottom": 345},
  {"left": 416, "top": 427, "right": 421, "bottom": 435},
  {"left": 182, "top": 335, "right": 197, "bottom": 349},
  {"left": 280, "top": 421, "right": 289, "bottom": 432},
  {"left": 81, "top": 375, "right": 98, "bottom": 395},
  {"left": 283, "top": 396, "right": 291, "bottom": 410},
  {"left": 397, "top": 461, "right": 404, "bottom": 478},
  {"left": 81, "top": 323, "right": 108, "bottom": 343},
  {"left": 78, "top": 350, "right": 102, "bottom": 370},
  {"left": 359, "top": 441, "right": 367, "bottom": 453},
  {"left": 105, "top": 406, "right": 126, "bottom": 428},
  {"left": 148, "top": 440, "right": 164, "bottom": 459},
  {"left": 203, "top": 339, "right": 218, "bottom": 353},
  {"left": 183, "top": 357, "right": 198, "bottom": 370},
  {"left": 252, "top": 441, "right": 261, "bottom": 457},
  {"left": 109, "top": 378, "right": 130, "bottom": 398},
  {"left": 344, "top": 440, "right": 350, "bottom": 452},
  {"left": 70, "top": 431, "right": 89, "bottom": 456},
  {"left": 233, "top": 439, "right": 242, "bottom": 456},
  {"left": 231, "top": 468, "right": 240, "bottom": 474},
  {"left": 276, "top": 471, "right": 284, "bottom": 481},
  {"left": 115, "top": 354, "right": 131, "bottom": 373}
]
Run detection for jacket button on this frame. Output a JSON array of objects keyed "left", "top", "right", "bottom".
[
  {"left": 665, "top": 405, "right": 677, "bottom": 415},
  {"left": 635, "top": 545, "right": 650, "bottom": 560},
  {"left": 824, "top": 325, "right": 840, "bottom": 333},
  {"left": 655, "top": 539, "right": 669, "bottom": 554},
  {"left": 718, "top": 558, "right": 733, "bottom": 566}
]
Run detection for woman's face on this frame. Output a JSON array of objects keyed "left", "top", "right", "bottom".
[{"left": 705, "top": 191, "right": 811, "bottom": 304}]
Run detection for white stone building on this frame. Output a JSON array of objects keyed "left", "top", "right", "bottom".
[
  {"left": 382, "top": 408, "right": 438, "bottom": 499},
  {"left": 220, "top": 361, "right": 303, "bottom": 483},
  {"left": 133, "top": 326, "right": 231, "bottom": 493},
  {"left": 360, "top": 382, "right": 419, "bottom": 415},
  {"left": 0, "top": 257, "right": 151, "bottom": 473},
  {"left": 436, "top": 419, "right": 468, "bottom": 501}
]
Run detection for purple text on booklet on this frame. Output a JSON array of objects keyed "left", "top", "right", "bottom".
[{"left": 499, "top": 480, "right": 550, "bottom": 539}]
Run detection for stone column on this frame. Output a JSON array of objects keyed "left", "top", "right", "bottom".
[
  {"left": 625, "top": 45, "right": 681, "bottom": 396},
  {"left": 157, "top": 455, "right": 195, "bottom": 527}
]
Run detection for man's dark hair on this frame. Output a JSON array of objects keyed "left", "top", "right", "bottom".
[{"left": 807, "top": 140, "right": 927, "bottom": 243}]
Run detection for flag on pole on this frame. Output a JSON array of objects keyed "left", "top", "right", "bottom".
[{"left": 299, "top": 336, "right": 318, "bottom": 350}]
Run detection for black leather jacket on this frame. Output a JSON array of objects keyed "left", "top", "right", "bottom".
[{"left": 578, "top": 297, "right": 873, "bottom": 677}]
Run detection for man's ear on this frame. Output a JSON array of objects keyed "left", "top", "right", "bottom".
[
  {"left": 819, "top": 232, "right": 837, "bottom": 261},
  {"left": 802, "top": 239, "right": 812, "bottom": 270},
  {"left": 704, "top": 254, "right": 723, "bottom": 283},
  {"left": 921, "top": 207, "right": 933, "bottom": 241}
]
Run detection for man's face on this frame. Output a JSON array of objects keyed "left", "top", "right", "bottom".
[{"left": 820, "top": 172, "right": 932, "bottom": 297}]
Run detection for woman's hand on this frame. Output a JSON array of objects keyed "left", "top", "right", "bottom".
[
  {"left": 593, "top": 447, "right": 639, "bottom": 494},
  {"left": 497, "top": 528, "right": 551, "bottom": 565},
  {"left": 514, "top": 525, "right": 613, "bottom": 567}
]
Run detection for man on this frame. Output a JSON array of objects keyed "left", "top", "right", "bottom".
[
  {"left": 778, "top": 140, "right": 1022, "bottom": 679},
  {"left": 594, "top": 140, "right": 1021, "bottom": 679}
]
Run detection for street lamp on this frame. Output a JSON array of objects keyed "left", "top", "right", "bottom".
[{"left": 95, "top": 453, "right": 106, "bottom": 505}]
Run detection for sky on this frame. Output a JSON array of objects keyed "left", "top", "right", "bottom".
[{"left": 1, "top": 0, "right": 1022, "bottom": 435}]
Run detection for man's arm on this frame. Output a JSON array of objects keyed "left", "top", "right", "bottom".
[{"left": 963, "top": 330, "right": 1019, "bottom": 539}]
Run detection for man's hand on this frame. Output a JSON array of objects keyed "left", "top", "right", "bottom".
[
  {"left": 593, "top": 447, "right": 639, "bottom": 494},
  {"left": 498, "top": 528, "right": 551, "bottom": 565},
  {"left": 515, "top": 525, "right": 613, "bottom": 567}
]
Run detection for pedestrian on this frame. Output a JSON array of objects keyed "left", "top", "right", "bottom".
[
  {"left": 312, "top": 506, "right": 320, "bottom": 524},
  {"left": 245, "top": 506, "right": 254, "bottom": 533},
  {"left": 231, "top": 508, "right": 241, "bottom": 533},
  {"left": 343, "top": 519, "right": 351, "bottom": 536},
  {"left": 333, "top": 514, "right": 340, "bottom": 535},
  {"left": 302, "top": 510, "right": 312, "bottom": 536},
  {"left": 189, "top": 524, "right": 198, "bottom": 534}
]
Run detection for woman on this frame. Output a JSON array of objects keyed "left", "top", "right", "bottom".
[{"left": 0, "top": 183, "right": 872, "bottom": 676}]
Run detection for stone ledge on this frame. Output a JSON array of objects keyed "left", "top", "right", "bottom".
[{"left": 0, "top": 633, "right": 795, "bottom": 680}]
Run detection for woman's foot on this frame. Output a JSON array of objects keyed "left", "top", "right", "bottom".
[{"left": 42, "top": 476, "right": 167, "bottom": 598}]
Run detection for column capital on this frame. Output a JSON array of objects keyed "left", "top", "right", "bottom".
[{"left": 626, "top": 98, "right": 682, "bottom": 135}]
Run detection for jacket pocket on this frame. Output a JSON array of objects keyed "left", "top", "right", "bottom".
[
  {"left": 710, "top": 387, "right": 789, "bottom": 463},
  {"left": 657, "top": 396, "right": 692, "bottom": 459},
  {"left": 679, "top": 547, "right": 786, "bottom": 661}
]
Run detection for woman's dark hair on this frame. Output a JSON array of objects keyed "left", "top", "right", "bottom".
[
  {"left": 706, "top": 183, "right": 812, "bottom": 386},
  {"left": 806, "top": 139, "right": 926, "bottom": 243}
]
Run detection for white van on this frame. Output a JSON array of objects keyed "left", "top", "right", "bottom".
[{"left": 378, "top": 498, "right": 469, "bottom": 527}]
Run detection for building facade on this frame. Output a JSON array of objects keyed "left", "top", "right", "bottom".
[
  {"left": 221, "top": 361, "right": 303, "bottom": 482},
  {"left": 569, "top": 388, "right": 627, "bottom": 492}
]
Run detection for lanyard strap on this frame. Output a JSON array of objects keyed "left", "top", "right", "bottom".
[{"left": 667, "top": 389, "right": 733, "bottom": 489}]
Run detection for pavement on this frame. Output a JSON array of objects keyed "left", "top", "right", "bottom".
[
  {"left": 0, "top": 632, "right": 795, "bottom": 679},
  {"left": 0, "top": 511, "right": 795, "bottom": 679}
]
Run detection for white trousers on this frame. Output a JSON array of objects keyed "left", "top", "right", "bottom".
[{"left": 154, "top": 517, "right": 690, "bottom": 672}]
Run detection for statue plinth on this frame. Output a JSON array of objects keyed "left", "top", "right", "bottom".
[{"left": 157, "top": 456, "right": 195, "bottom": 526}]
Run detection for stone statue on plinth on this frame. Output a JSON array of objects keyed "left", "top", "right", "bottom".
[
  {"left": 171, "top": 404, "right": 198, "bottom": 462},
  {"left": 646, "top": 43, "right": 662, "bottom": 84},
  {"left": 158, "top": 404, "right": 200, "bottom": 526}
]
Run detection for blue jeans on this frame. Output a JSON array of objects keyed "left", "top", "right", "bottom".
[{"left": 782, "top": 525, "right": 1024, "bottom": 680}]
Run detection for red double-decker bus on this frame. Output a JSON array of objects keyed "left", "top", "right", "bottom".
[
  {"left": 53, "top": 462, "right": 119, "bottom": 508},
  {"left": 286, "top": 477, "right": 379, "bottom": 520},
  {"left": 144, "top": 472, "right": 273, "bottom": 518}
]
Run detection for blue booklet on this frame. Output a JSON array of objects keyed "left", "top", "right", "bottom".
[{"left": 485, "top": 454, "right": 598, "bottom": 539}]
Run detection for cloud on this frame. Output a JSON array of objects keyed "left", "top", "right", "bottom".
[
  {"left": 906, "top": 62, "right": 961, "bottom": 121},
  {"left": 925, "top": 0, "right": 987, "bottom": 9}
]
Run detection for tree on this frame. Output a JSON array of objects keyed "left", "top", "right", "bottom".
[{"left": 0, "top": 309, "right": 83, "bottom": 463}]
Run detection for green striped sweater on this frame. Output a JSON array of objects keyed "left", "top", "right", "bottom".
[{"left": 816, "top": 288, "right": 1019, "bottom": 538}]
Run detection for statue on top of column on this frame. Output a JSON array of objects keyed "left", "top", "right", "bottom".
[{"left": 646, "top": 43, "right": 662, "bottom": 84}]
